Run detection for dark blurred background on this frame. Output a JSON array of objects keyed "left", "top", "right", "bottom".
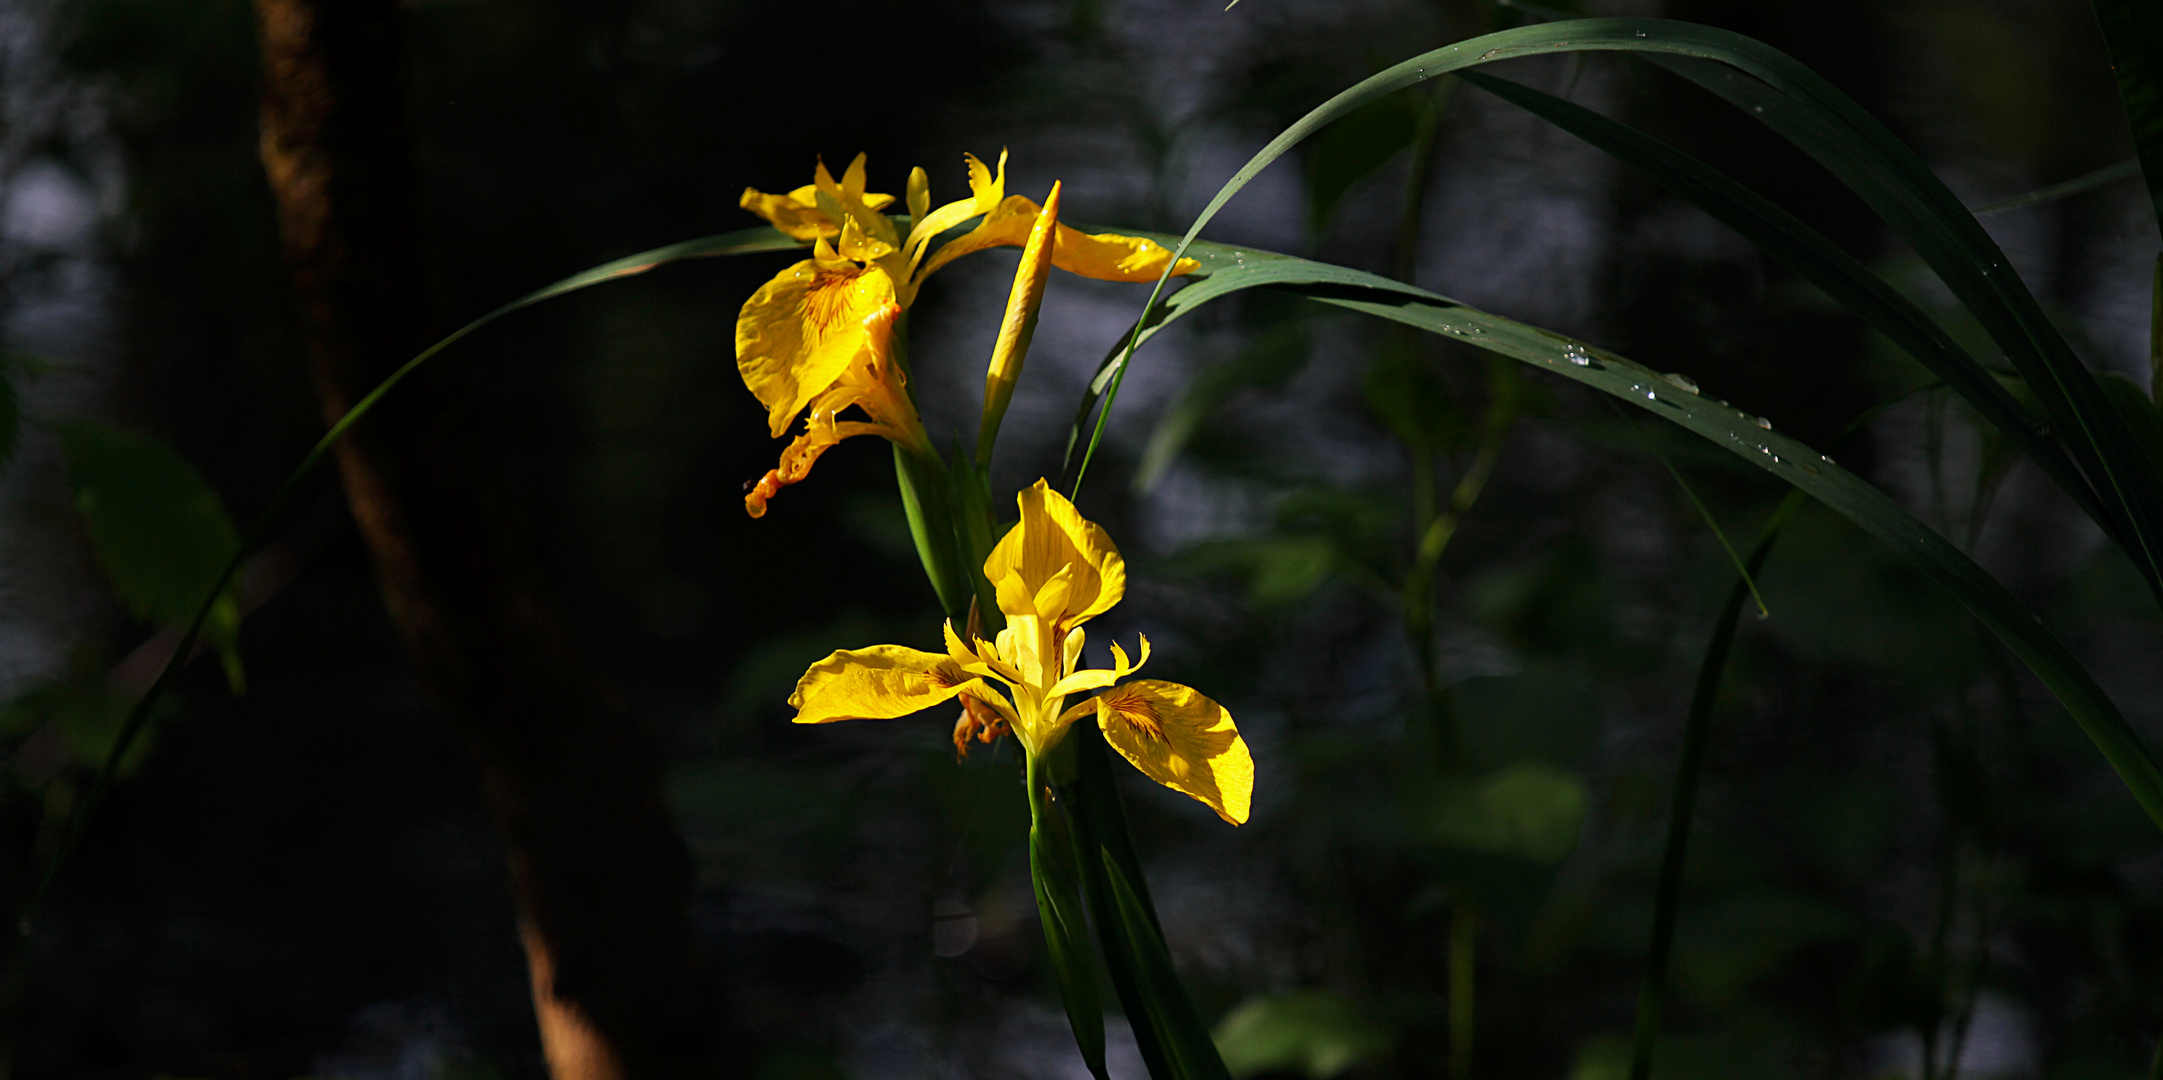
[{"left": 0, "top": 0, "right": 2157, "bottom": 1076}]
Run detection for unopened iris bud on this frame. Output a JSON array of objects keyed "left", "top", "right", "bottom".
[{"left": 977, "top": 181, "right": 1061, "bottom": 464}]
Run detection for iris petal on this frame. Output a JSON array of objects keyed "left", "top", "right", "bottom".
[
  {"left": 984, "top": 480, "right": 1125, "bottom": 631},
  {"left": 1095, "top": 680, "right": 1253, "bottom": 825},
  {"left": 735, "top": 262, "right": 898, "bottom": 437},
  {"left": 790, "top": 645, "right": 997, "bottom": 725},
  {"left": 919, "top": 195, "right": 1200, "bottom": 283}
]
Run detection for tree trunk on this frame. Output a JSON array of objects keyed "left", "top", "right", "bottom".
[{"left": 250, "top": 2, "right": 711, "bottom": 1077}]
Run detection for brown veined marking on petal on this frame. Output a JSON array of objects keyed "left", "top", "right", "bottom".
[
  {"left": 804, "top": 265, "right": 872, "bottom": 339},
  {"left": 925, "top": 659, "right": 974, "bottom": 691},
  {"left": 1103, "top": 686, "right": 1165, "bottom": 741}
]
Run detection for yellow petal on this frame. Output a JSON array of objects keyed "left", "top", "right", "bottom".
[
  {"left": 789, "top": 644, "right": 992, "bottom": 724},
  {"left": 741, "top": 182, "right": 891, "bottom": 241},
  {"left": 840, "top": 153, "right": 871, "bottom": 199},
  {"left": 906, "top": 166, "right": 931, "bottom": 224},
  {"left": 813, "top": 153, "right": 900, "bottom": 252},
  {"left": 984, "top": 479, "right": 1125, "bottom": 630},
  {"left": 740, "top": 186, "right": 830, "bottom": 241},
  {"left": 743, "top": 408, "right": 889, "bottom": 518},
  {"left": 1095, "top": 680, "right": 1253, "bottom": 825},
  {"left": 735, "top": 261, "right": 898, "bottom": 437},
  {"left": 837, "top": 215, "right": 896, "bottom": 264},
  {"left": 1048, "top": 667, "right": 1117, "bottom": 699},
  {"left": 942, "top": 619, "right": 1016, "bottom": 684},
  {"left": 967, "top": 149, "right": 1005, "bottom": 205},
  {"left": 1046, "top": 633, "right": 1149, "bottom": 699},
  {"left": 918, "top": 195, "right": 1201, "bottom": 283},
  {"left": 1063, "top": 625, "right": 1086, "bottom": 676},
  {"left": 904, "top": 150, "right": 1010, "bottom": 266}
]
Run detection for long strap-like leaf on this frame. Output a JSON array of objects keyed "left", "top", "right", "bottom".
[
  {"left": 1080, "top": 17, "right": 2163, "bottom": 605},
  {"left": 1642, "top": 47, "right": 2163, "bottom": 601},
  {"left": 1074, "top": 234, "right": 2163, "bottom": 833},
  {"left": 1450, "top": 69, "right": 2117, "bottom": 549},
  {"left": 2089, "top": 0, "right": 2163, "bottom": 230}
]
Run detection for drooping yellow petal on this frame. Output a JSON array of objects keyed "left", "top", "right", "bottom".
[
  {"left": 984, "top": 479, "right": 1126, "bottom": 631},
  {"left": 978, "top": 182, "right": 1060, "bottom": 461},
  {"left": 1094, "top": 680, "right": 1252, "bottom": 825},
  {"left": 745, "top": 412, "right": 870, "bottom": 518},
  {"left": 790, "top": 644, "right": 994, "bottom": 724},
  {"left": 919, "top": 195, "right": 1201, "bottom": 283},
  {"left": 742, "top": 182, "right": 895, "bottom": 241},
  {"left": 736, "top": 261, "right": 899, "bottom": 437}
]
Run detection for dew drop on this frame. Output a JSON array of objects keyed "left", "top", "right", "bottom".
[
  {"left": 1564, "top": 345, "right": 1591, "bottom": 367},
  {"left": 1754, "top": 416, "right": 1772, "bottom": 430},
  {"left": 1752, "top": 105, "right": 1765, "bottom": 114},
  {"left": 1662, "top": 372, "right": 1700, "bottom": 394},
  {"left": 1634, "top": 29, "right": 1647, "bottom": 37}
]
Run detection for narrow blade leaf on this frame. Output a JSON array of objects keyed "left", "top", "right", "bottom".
[
  {"left": 2089, "top": 0, "right": 2163, "bottom": 228},
  {"left": 1074, "top": 236, "right": 2163, "bottom": 833},
  {"left": 1031, "top": 803, "right": 1109, "bottom": 1080}
]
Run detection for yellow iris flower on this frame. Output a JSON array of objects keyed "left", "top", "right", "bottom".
[
  {"left": 735, "top": 152, "right": 1199, "bottom": 517},
  {"left": 787, "top": 479, "right": 1253, "bottom": 825}
]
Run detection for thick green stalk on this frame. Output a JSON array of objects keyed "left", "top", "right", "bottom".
[
  {"left": 1031, "top": 747, "right": 1111, "bottom": 1080},
  {"left": 1063, "top": 732, "right": 1179, "bottom": 1079}
]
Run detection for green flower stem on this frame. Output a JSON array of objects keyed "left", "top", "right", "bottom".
[
  {"left": 1627, "top": 494, "right": 1797, "bottom": 1080},
  {"left": 1401, "top": 368, "right": 1514, "bottom": 770}
]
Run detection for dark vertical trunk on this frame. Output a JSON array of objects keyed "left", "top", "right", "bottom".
[{"left": 250, "top": 2, "right": 711, "bottom": 1077}]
